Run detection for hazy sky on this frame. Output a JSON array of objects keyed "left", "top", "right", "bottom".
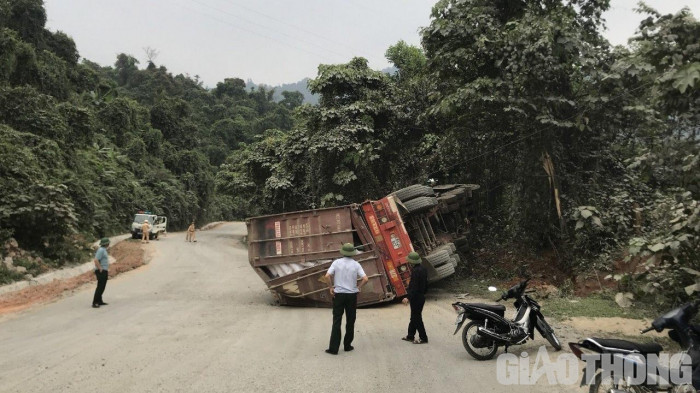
[{"left": 44, "top": 0, "right": 699, "bottom": 87}]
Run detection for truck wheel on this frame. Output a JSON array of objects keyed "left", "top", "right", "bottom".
[
  {"left": 393, "top": 184, "right": 435, "bottom": 202},
  {"left": 403, "top": 196, "right": 438, "bottom": 214},
  {"left": 425, "top": 250, "right": 451, "bottom": 268},
  {"left": 429, "top": 263, "right": 455, "bottom": 282},
  {"left": 435, "top": 242, "right": 456, "bottom": 254},
  {"left": 432, "top": 184, "right": 459, "bottom": 193},
  {"left": 446, "top": 186, "right": 469, "bottom": 201},
  {"left": 450, "top": 254, "right": 460, "bottom": 267},
  {"left": 437, "top": 193, "right": 458, "bottom": 204},
  {"left": 132, "top": 234, "right": 138, "bottom": 239}
]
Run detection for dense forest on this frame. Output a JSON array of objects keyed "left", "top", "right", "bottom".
[
  {"left": 0, "top": 0, "right": 302, "bottom": 280},
  {"left": 0, "top": 0, "right": 698, "bottom": 306}
]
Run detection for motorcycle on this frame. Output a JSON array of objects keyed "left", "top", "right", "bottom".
[
  {"left": 569, "top": 300, "right": 700, "bottom": 393},
  {"left": 451, "top": 278, "right": 562, "bottom": 360}
]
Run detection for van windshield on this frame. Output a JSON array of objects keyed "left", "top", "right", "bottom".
[{"left": 133, "top": 214, "right": 154, "bottom": 224}]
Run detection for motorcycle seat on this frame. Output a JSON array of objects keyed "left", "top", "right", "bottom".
[
  {"left": 468, "top": 303, "right": 507, "bottom": 314},
  {"left": 590, "top": 338, "right": 663, "bottom": 355}
]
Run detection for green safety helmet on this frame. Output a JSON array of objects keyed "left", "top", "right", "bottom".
[
  {"left": 340, "top": 243, "right": 358, "bottom": 256},
  {"left": 407, "top": 252, "right": 421, "bottom": 264}
]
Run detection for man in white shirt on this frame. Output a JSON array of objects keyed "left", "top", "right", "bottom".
[{"left": 324, "top": 243, "right": 369, "bottom": 355}]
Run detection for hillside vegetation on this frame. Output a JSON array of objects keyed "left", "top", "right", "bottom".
[
  {"left": 0, "top": 0, "right": 300, "bottom": 281},
  {"left": 0, "top": 0, "right": 698, "bottom": 306}
]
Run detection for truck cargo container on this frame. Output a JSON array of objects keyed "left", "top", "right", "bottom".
[{"left": 246, "top": 184, "right": 478, "bottom": 307}]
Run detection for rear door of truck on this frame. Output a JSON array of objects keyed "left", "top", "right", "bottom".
[{"left": 246, "top": 205, "right": 395, "bottom": 307}]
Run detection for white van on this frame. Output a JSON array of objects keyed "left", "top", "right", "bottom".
[{"left": 131, "top": 212, "right": 167, "bottom": 240}]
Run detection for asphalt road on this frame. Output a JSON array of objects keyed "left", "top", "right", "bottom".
[{"left": 0, "top": 223, "right": 582, "bottom": 392}]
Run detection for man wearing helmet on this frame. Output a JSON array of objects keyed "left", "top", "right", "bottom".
[{"left": 323, "top": 243, "right": 369, "bottom": 355}]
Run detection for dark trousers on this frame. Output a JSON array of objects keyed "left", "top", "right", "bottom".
[
  {"left": 407, "top": 295, "right": 428, "bottom": 341},
  {"left": 93, "top": 270, "right": 108, "bottom": 305},
  {"left": 328, "top": 293, "right": 357, "bottom": 352}
]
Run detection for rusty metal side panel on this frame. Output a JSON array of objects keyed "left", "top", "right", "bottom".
[
  {"left": 247, "top": 206, "right": 356, "bottom": 267},
  {"left": 271, "top": 252, "right": 394, "bottom": 307},
  {"left": 246, "top": 205, "right": 394, "bottom": 307}
]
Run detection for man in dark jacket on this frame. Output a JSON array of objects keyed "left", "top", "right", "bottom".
[{"left": 401, "top": 251, "right": 428, "bottom": 344}]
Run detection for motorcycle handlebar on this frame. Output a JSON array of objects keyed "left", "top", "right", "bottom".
[{"left": 640, "top": 326, "right": 654, "bottom": 334}]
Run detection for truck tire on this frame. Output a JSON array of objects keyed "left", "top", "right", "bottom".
[
  {"left": 429, "top": 263, "right": 455, "bottom": 282},
  {"left": 433, "top": 184, "right": 459, "bottom": 193},
  {"left": 393, "top": 185, "right": 435, "bottom": 202},
  {"left": 425, "top": 250, "right": 451, "bottom": 268},
  {"left": 437, "top": 193, "right": 458, "bottom": 204},
  {"left": 403, "top": 196, "right": 438, "bottom": 214},
  {"left": 435, "top": 242, "right": 457, "bottom": 254},
  {"left": 451, "top": 186, "right": 469, "bottom": 197}
]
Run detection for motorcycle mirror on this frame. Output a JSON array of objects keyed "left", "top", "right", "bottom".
[{"left": 488, "top": 286, "right": 498, "bottom": 292}]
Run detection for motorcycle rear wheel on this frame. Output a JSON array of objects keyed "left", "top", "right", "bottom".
[
  {"left": 462, "top": 321, "right": 499, "bottom": 360},
  {"left": 535, "top": 317, "right": 562, "bottom": 351}
]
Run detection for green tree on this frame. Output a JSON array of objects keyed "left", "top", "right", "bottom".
[{"left": 280, "top": 90, "right": 304, "bottom": 109}]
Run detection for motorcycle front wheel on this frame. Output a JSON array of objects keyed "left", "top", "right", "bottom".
[
  {"left": 535, "top": 316, "right": 562, "bottom": 351},
  {"left": 462, "top": 321, "right": 499, "bottom": 360}
]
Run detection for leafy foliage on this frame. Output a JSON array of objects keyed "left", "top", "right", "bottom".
[
  {"left": 0, "top": 3, "right": 298, "bottom": 276},
  {"left": 2, "top": 0, "right": 698, "bottom": 306}
]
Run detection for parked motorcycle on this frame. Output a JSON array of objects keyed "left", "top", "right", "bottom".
[
  {"left": 452, "top": 278, "right": 562, "bottom": 360},
  {"left": 569, "top": 300, "right": 700, "bottom": 393}
]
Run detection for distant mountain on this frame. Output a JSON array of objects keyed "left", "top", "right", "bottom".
[
  {"left": 246, "top": 78, "right": 318, "bottom": 105},
  {"left": 382, "top": 66, "right": 398, "bottom": 75}
]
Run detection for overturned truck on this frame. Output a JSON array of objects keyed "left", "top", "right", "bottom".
[{"left": 246, "top": 184, "right": 478, "bottom": 307}]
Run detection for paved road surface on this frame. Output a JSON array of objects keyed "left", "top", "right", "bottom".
[{"left": 0, "top": 223, "right": 582, "bottom": 392}]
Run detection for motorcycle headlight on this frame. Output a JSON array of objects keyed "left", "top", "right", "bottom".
[{"left": 452, "top": 304, "right": 464, "bottom": 314}]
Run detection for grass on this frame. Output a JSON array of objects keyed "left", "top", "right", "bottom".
[
  {"left": 0, "top": 266, "right": 25, "bottom": 285},
  {"left": 544, "top": 293, "right": 657, "bottom": 320},
  {"left": 437, "top": 276, "right": 659, "bottom": 320},
  {"left": 433, "top": 276, "right": 501, "bottom": 298}
]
